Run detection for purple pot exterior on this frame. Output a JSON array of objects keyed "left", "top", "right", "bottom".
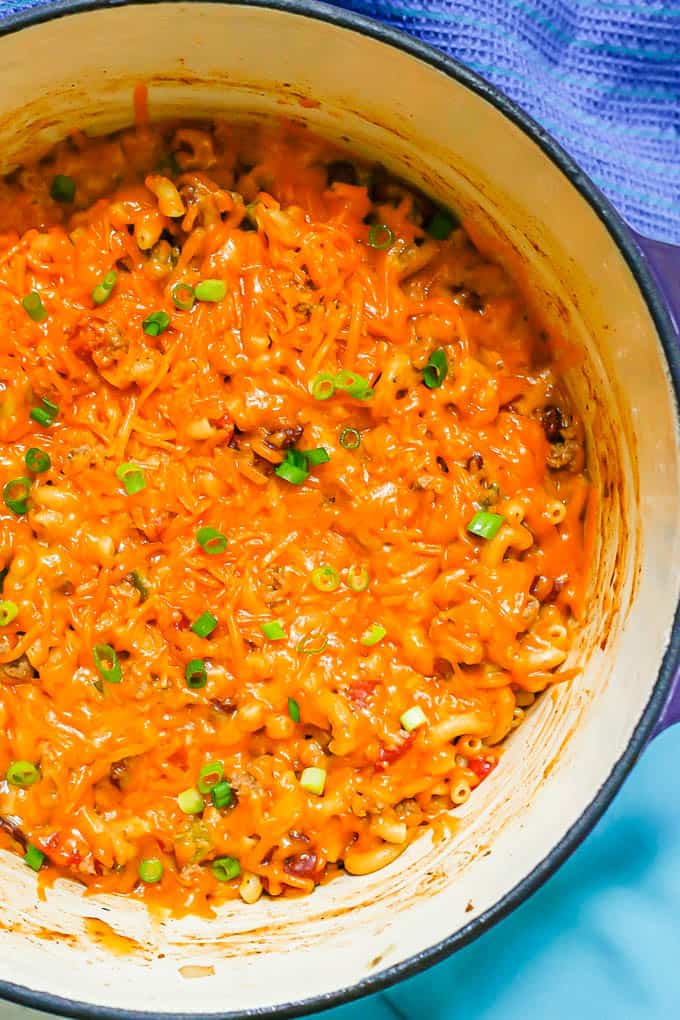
[{"left": 634, "top": 232, "right": 680, "bottom": 735}]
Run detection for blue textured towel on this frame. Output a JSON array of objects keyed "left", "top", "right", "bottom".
[
  {"left": 0, "top": 0, "right": 679, "bottom": 242},
  {"left": 337, "top": 0, "right": 680, "bottom": 244}
]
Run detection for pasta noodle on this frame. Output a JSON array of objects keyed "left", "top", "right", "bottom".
[{"left": 0, "top": 114, "right": 590, "bottom": 914}]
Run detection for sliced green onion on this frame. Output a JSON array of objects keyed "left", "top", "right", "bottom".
[
  {"left": 287, "top": 697, "right": 301, "bottom": 723},
  {"left": 467, "top": 510, "right": 504, "bottom": 540},
  {"left": 212, "top": 856, "right": 240, "bottom": 881},
  {"left": 172, "top": 283, "right": 196, "bottom": 310},
  {"left": 115, "top": 462, "right": 146, "bottom": 495},
  {"left": 30, "top": 397, "right": 58, "bottom": 428},
  {"left": 3, "top": 477, "right": 31, "bottom": 515},
  {"left": 300, "top": 766, "right": 326, "bottom": 796},
  {"left": 275, "top": 449, "right": 309, "bottom": 485},
  {"left": 194, "top": 279, "right": 227, "bottom": 302},
  {"left": 93, "top": 644, "right": 122, "bottom": 684},
  {"left": 185, "top": 658, "right": 207, "bottom": 689},
  {"left": 129, "top": 569, "right": 150, "bottom": 602},
  {"left": 311, "top": 565, "right": 340, "bottom": 592},
  {"left": 310, "top": 373, "right": 336, "bottom": 401},
  {"left": 25, "top": 844, "right": 45, "bottom": 872},
  {"left": 339, "top": 427, "right": 361, "bottom": 450},
  {"left": 6, "top": 760, "right": 40, "bottom": 787},
  {"left": 0, "top": 600, "right": 19, "bottom": 626},
  {"left": 334, "top": 370, "right": 373, "bottom": 399},
  {"left": 25, "top": 448, "right": 51, "bottom": 474},
  {"left": 191, "top": 611, "right": 218, "bottom": 638},
  {"left": 346, "top": 565, "right": 370, "bottom": 592},
  {"left": 178, "top": 787, "right": 204, "bottom": 815},
  {"left": 261, "top": 620, "right": 286, "bottom": 641},
  {"left": 196, "top": 526, "right": 227, "bottom": 554},
  {"left": 50, "top": 174, "right": 76, "bottom": 203},
  {"left": 197, "top": 761, "right": 224, "bottom": 795},
  {"left": 367, "top": 223, "right": 394, "bottom": 251},
  {"left": 142, "top": 310, "right": 171, "bottom": 337},
  {"left": 423, "top": 348, "right": 448, "bottom": 389},
  {"left": 156, "top": 151, "right": 180, "bottom": 176},
  {"left": 139, "top": 858, "right": 163, "bottom": 884},
  {"left": 297, "top": 634, "right": 328, "bottom": 656},
  {"left": 361, "top": 623, "right": 386, "bottom": 646},
  {"left": 92, "top": 270, "right": 117, "bottom": 305},
  {"left": 22, "top": 291, "right": 47, "bottom": 323},
  {"left": 210, "top": 779, "right": 232, "bottom": 810},
  {"left": 304, "top": 447, "right": 330, "bottom": 466},
  {"left": 400, "top": 705, "right": 428, "bottom": 732},
  {"left": 425, "top": 207, "right": 458, "bottom": 240}
]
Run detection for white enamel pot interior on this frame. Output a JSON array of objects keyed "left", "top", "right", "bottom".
[{"left": 0, "top": 2, "right": 679, "bottom": 1018}]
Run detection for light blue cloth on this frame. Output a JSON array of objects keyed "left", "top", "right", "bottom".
[
  {"left": 323, "top": 727, "right": 680, "bottom": 1020},
  {"left": 0, "top": 2, "right": 677, "bottom": 1018}
]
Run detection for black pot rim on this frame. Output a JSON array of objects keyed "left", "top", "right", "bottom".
[{"left": 0, "top": 2, "right": 678, "bottom": 1019}]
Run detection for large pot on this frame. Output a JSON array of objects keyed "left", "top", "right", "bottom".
[{"left": 0, "top": 2, "right": 679, "bottom": 1017}]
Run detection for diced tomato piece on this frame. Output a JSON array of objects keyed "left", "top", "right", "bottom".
[
  {"left": 348, "top": 679, "right": 377, "bottom": 707},
  {"left": 377, "top": 733, "right": 415, "bottom": 769},
  {"left": 468, "top": 756, "right": 497, "bottom": 780}
]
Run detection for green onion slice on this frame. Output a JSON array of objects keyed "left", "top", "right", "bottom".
[
  {"left": 191, "top": 611, "right": 218, "bottom": 638},
  {"left": 424, "top": 207, "right": 458, "bottom": 240},
  {"left": 25, "top": 844, "right": 45, "bottom": 872},
  {"left": 139, "top": 858, "right": 163, "bottom": 884},
  {"left": 339, "top": 427, "right": 361, "bottom": 450},
  {"left": 142, "top": 310, "right": 171, "bottom": 337},
  {"left": 3, "top": 477, "right": 31, "bottom": 515},
  {"left": 178, "top": 787, "right": 204, "bottom": 815},
  {"left": 261, "top": 620, "right": 286, "bottom": 641},
  {"left": 185, "top": 659, "right": 207, "bottom": 689},
  {"left": 467, "top": 510, "right": 504, "bottom": 540},
  {"left": 300, "top": 766, "right": 326, "bottom": 795},
  {"left": 423, "top": 348, "right": 448, "bottom": 390},
  {"left": 25, "top": 448, "right": 51, "bottom": 474},
  {"left": 361, "top": 623, "right": 386, "bottom": 646},
  {"left": 22, "top": 292, "right": 47, "bottom": 323},
  {"left": 212, "top": 856, "right": 240, "bottom": 881},
  {"left": 334, "top": 370, "right": 373, "bottom": 400},
  {"left": 50, "top": 174, "right": 76, "bottom": 203},
  {"left": 275, "top": 449, "right": 309, "bottom": 485},
  {"left": 29, "top": 397, "right": 58, "bottom": 428},
  {"left": 93, "top": 644, "right": 122, "bottom": 683},
  {"left": 7, "top": 760, "right": 40, "bottom": 787},
  {"left": 297, "top": 633, "right": 328, "bottom": 656},
  {"left": 400, "top": 705, "right": 428, "bottom": 732},
  {"left": 129, "top": 570, "right": 150, "bottom": 602},
  {"left": 194, "top": 279, "right": 226, "bottom": 302},
  {"left": 172, "top": 283, "right": 196, "bottom": 311},
  {"left": 311, "top": 565, "right": 340, "bottom": 592},
  {"left": 211, "top": 779, "right": 232, "bottom": 810},
  {"left": 304, "top": 447, "right": 330, "bottom": 466},
  {"left": 310, "top": 373, "right": 336, "bottom": 401},
  {"left": 92, "top": 270, "right": 117, "bottom": 305},
  {"left": 196, "top": 526, "right": 227, "bottom": 554},
  {"left": 197, "top": 761, "right": 224, "bottom": 795},
  {"left": 115, "top": 463, "right": 146, "bottom": 495},
  {"left": 0, "top": 600, "right": 19, "bottom": 626},
  {"left": 367, "top": 223, "right": 394, "bottom": 251},
  {"left": 287, "top": 697, "right": 301, "bottom": 723},
  {"left": 346, "top": 565, "right": 370, "bottom": 592}
]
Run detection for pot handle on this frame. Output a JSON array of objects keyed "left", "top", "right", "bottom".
[{"left": 633, "top": 231, "right": 680, "bottom": 734}]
